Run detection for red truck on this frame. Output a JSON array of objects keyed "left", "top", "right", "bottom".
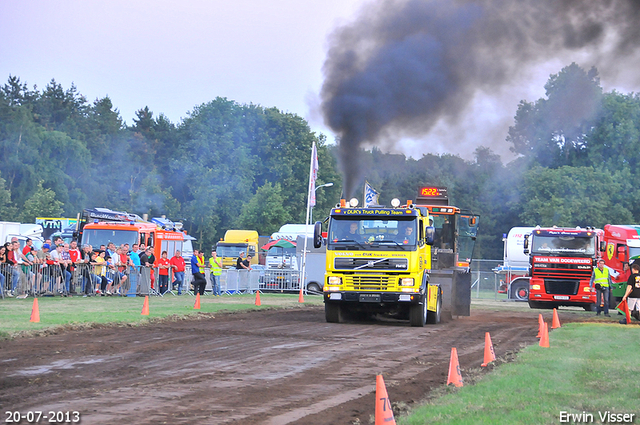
[
  {"left": 524, "top": 227, "right": 600, "bottom": 310},
  {"left": 600, "top": 224, "right": 640, "bottom": 306}
]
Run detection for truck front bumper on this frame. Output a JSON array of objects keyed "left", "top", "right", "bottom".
[
  {"left": 529, "top": 293, "right": 596, "bottom": 305},
  {"left": 323, "top": 291, "right": 423, "bottom": 305}
]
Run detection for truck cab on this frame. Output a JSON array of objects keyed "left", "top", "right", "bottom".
[
  {"left": 525, "top": 227, "right": 599, "bottom": 310},
  {"left": 216, "top": 230, "right": 259, "bottom": 268},
  {"left": 316, "top": 197, "right": 441, "bottom": 327}
]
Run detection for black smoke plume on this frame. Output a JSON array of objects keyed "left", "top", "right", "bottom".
[{"left": 321, "top": 0, "right": 640, "bottom": 197}]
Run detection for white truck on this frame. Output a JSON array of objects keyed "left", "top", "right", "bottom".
[
  {"left": 266, "top": 224, "right": 315, "bottom": 269},
  {"left": 296, "top": 235, "right": 326, "bottom": 294},
  {"left": 0, "top": 221, "right": 45, "bottom": 250},
  {"left": 495, "top": 227, "right": 535, "bottom": 301}
]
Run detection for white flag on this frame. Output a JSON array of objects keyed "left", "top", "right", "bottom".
[
  {"left": 364, "top": 181, "right": 379, "bottom": 207},
  {"left": 308, "top": 142, "right": 319, "bottom": 207}
]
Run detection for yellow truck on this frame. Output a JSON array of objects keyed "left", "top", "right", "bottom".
[
  {"left": 216, "top": 230, "right": 260, "bottom": 268},
  {"left": 313, "top": 198, "right": 442, "bottom": 327}
]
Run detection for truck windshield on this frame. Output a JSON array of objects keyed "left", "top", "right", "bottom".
[
  {"left": 532, "top": 235, "right": 595, "bottom": 256},
  {"left": 328, "top": 218, "right": 417, "bottom": 250},
  {"left": 82, "top": 229, "right": 138, "bottom": 248},
  {"left": 431, "top": 214, "right": 455, "bottom": 250},
  {"left": 216, "top": 244, "right": 248, "bottom": 258},
  {"left": 457, "top": 215, "right": 479, "bottom": 261},
  {"left": 628, "top": 247, "right": 640, "bottom": 261}
]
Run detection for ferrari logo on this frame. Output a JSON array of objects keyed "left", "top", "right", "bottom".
[{"left": 607, "top": 243, "right": 615, "bottom": 261}]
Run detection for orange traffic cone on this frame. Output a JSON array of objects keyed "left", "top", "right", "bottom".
[
  {"left": 539, "top": 322, "right": 549, "bottom": 348},
  {"left": 481, "top": 332, "right": 496, "bottom": 367},
  {"left": 551, "top": 308, "right": 561, "bottom": 329},
  {"left": 141, "top": 296, "right": 149, "bottom": 316},
  {"left": 536, "top": 313, "right": 544, "bottom": 338},
  {"left": 375, "top": 375, "right": 396, "bottom": 425},
  {"left": 447, "top": 347, "right": 463, "bottom": 387},
  {"left": 30, "top": 298, "right": 40, "bottom": 323},
  {"left": 194, "top": 293, "right": 201, "bottom": 310},
  {"left": 298, "top": 288, "right": 304, "bottom": 303},
  {"left": 255, "top": 290, "right": 261, "bottom": 306}
]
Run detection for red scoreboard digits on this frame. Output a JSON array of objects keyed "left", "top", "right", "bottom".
[{"left": 419, "top": 187, "right": 441, "bottom": 197}]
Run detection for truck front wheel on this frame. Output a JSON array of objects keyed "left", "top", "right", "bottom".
[
  {"left": 325, "top": 303, "right": 343, "bottom": 323},
  {"left": 410, "top": 294, "right": 427, "bottom": 327},
  {"left": 307, "top": 283, "right": 321, "bottom": 294},
  {"left": 426, "top": 289, "right": 442, "bottom": 324}
]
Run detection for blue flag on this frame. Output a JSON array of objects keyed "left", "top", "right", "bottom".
[{"left": 364, "top": 181, "right": 379, "bottom": 207}]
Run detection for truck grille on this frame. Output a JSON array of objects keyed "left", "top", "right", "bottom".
[
  {"left": 344, "top": 275, "right": 394, "bottom": 291},
  {"left": 544, "top": 279, "right": 579, "bottom": 295},
  {"left": 334, "top": 258, "right": 408, "bottom": 271},
  {"left": 532, "top": 263, "right": 592, "bottom": 280}
]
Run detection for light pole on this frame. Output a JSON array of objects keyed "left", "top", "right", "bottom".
[{"left": 311, "top": 182, "right": 333, "bottom": 223}]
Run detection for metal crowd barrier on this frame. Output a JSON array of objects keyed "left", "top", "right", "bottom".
[
  {"left": 181, "top": 267, "right": 261, "bottom": 295},
  {"left": 259, "top": 269, "right": 301, "bottom": 292},
  {"left": 0, "top": 262, "right": 284, "bottom": 298}
]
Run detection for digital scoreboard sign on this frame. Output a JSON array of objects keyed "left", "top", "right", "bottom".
[{"left": 416, "top": 186, "right": 448, "bottom": 206}]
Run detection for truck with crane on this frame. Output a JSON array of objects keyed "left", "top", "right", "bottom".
[{"left": 314, "top": 187, "right": 478, "bottom": 326}]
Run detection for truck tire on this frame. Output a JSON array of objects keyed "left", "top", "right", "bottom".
[
  {"left": 325, "top": 303, "right": 343, "bottom": 323},
  {"left": 583, "top": 303, "right": 596, "bottom": 312},
  {"left": 426, "top": 289, "right": 442, "bottom": 324},
  {"left": 511, "top": 279, "right": 529, "bottom": 301},
  {"left": 410, "top": 294, "right": 427, "bottom": 327},
  {"left": 307, "top": 283, "right": 321, "bottom": 294}
]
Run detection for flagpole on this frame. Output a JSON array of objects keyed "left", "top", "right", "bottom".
[{"left": 302, "top": 141, "right": 318, "bottom": 298}]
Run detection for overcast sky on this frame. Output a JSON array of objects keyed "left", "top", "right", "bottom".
[
  {"left": 2, "top": 1, "right": 639, "bottom": 163},
  {"left": 0, "top": 1, "right": 364, "bottom": 132}
]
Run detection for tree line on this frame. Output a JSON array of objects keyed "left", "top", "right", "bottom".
[{"left": 1, "top": 63, "right": 639, "bottom": 258}]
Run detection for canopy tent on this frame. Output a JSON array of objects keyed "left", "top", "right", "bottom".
[{"left": 261, "top": 239, "right": 297, "bottom": 250}]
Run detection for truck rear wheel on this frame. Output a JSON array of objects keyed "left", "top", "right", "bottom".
[
  {"left": 426, "top": 289, "right": 442, "bottom": 324},
  {"left": 511, "top": 279, "right": 529, "bottom": 301},
  {"left": 325, "top": 303, "right": 343, "bottom": 323},
  {"left": 410, "top": 294, "right": 427, "bottom": 327}
]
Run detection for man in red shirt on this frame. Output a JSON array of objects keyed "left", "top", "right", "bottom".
[
  {"left": 67, "top": 241, "right": 82, "bottom": 294},
  {"left": 22, "top": 238, "right": 34, "bottom": 257},
  {"left": 170, "top": 250, "right": 186, "bottom": 295},
  {"left": 156, "top": 251, "right": 171, "bottom": 294}
]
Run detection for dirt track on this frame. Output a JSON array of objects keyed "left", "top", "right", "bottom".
[{"left": 0, "top": 302, "right": 589, "bottom": 424}]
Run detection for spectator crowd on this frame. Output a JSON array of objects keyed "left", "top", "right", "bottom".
[{"left": 0, "top": 237, "right": 200, "bottom": 298}]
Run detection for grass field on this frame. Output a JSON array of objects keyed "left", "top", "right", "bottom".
[
  {"left": 0, "top": 293, "right": 323, "bottom": 339},
  {"left": 399, "top": 322, "right": 640, "bottom": 425}
]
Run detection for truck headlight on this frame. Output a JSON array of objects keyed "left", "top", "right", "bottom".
[
  {"left": 532, "top": 284, "right": 541, "bottom": 290},
  {"left": 328, "top": 276, "right": 342, "bottom": 285},
  {"left": 400, "top": 278, "right": 414, "bottom": 286}
]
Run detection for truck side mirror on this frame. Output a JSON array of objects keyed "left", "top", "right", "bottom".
[
  {"left": 313, "top": 221, "right": 323, "bottom": 248},
  {"left": 600, "top": 241, "right": 606, "bottom": 252},
  {"left": 425, "top": 226, "right": 435, "bottom": 246},
  {"left": 523, "top": 235, "right": 530, "bottom": 255}
]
